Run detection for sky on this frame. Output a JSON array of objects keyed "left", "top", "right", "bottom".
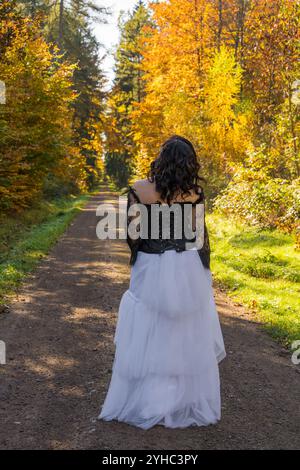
[{"left": 92, "top": 0, "right": 143, "bottom": 90}]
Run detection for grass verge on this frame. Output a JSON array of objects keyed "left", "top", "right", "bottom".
[
  {"left": 0, "top": 188, "right": 98, "bottom": 306},
  {"left": 207, "top": 212, "right": 300, "bottom": 348}
]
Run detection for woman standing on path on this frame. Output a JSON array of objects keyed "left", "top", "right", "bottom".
[{"left": 98, "top": 135, "right": 226, "bottom": 429}]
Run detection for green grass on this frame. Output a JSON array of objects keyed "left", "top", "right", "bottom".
[
  {"left": 207, "top": 212, "right": 300, "bottom": 348},
  {"left": 105, "top": 177, "right": 128, "bottom": 194},
  {"left": 0, "top": 189, "right": 98, "bottom": 305}
]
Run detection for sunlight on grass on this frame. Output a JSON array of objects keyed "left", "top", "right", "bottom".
[{"left": 207, "top": 212, "right": 300, "bottom": 347}]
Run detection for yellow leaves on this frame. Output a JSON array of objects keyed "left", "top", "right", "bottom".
[
  {"left": 204, "top": 46, "right": 242, "bottom": 116},
  {"left": 0, "top": 12, "right": 85, "bottom": 211},
  {"left": 117, "top": 103, "right": 127, "bottom": 114},
  {"left": 132, "top": 2, "right": 253, "bottom": 178}
]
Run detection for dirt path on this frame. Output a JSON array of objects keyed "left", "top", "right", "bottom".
[{"left": 0, "top": 188, "right": 299, "bottom": 450}]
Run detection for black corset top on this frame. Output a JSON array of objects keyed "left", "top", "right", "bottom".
[{"left": 124, "top": 186, "right": 211, "bottom": 270}]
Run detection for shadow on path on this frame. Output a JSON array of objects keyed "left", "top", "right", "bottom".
[{"left": 0, "top": 188, "right": 299, "bottom": 450}]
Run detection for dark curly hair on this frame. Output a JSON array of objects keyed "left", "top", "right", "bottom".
[{"left": 148, "top": 135, "right": 206, "bottom": 204}]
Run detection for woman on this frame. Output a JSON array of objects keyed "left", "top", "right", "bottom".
[{"left": 98, "top": 135, "right": 226, "bottom": 430}]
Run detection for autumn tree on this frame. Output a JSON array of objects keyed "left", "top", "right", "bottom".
[
  {"left": 18, "top": 0, "right": 110, "bottom": 187},
  {"left": 243, "top": 0, "right": 299, "bottom": 141},
  {"left": 0, "top": 1, "right": 85, "bottom": 211},
  {"left": 131, "top": 0, "right": 252, "bottom": 194}
]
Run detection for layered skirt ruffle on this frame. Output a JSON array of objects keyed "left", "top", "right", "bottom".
[{"left": 98, "top": 249, "right": 226, "bottom": 429}]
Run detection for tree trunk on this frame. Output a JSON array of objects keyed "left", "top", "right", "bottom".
[
  {"left": 217, "top": 0, "right": 223, "bottom": 51},
  {"left": 58, "top": 0, "right": 64, "bottom": 50}
]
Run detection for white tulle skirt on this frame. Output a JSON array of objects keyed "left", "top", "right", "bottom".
[{"left": 98, "top": 249, "right": 226, "bottom": 430}]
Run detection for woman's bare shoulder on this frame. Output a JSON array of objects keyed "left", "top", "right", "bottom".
[
  {"left": 132, "top": 178, "right": 153, "bottom": 189},
  {"left": 132, "top": 179, "right": 159, "bottom": 203},
  {"left": 131, "top": 180, "right": 203, "bottom": 204}
]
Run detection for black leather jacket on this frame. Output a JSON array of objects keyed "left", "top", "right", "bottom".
[{"left": 124, "top": 186, "right": 211, "bottom": 270}]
